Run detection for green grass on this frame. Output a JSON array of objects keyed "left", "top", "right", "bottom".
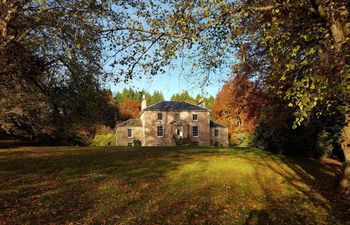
[{"left": 0, "top": 146, "right": 348, "bottom": 225}]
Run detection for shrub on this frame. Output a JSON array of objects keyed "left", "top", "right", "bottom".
[
  {"left": 239, "top": 133, "right": 251, "bottom": 147},
  {"left": 133, "top": 139, "right": 142, "bottom": 146},
  {"left": 316, "top": 129, "right": 333, "bottom": 158},
  {"left": 250, "top": 101, "right": 345, "bottom": 159},
  {"left": 229, "top": 134, "right": 240, "bottom": 146},
  {"left": 90, "top": 125, "right": 115, "bottom": 146}
]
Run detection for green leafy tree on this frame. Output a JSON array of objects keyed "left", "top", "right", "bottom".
[
  {"left": 148, "top": 91, "right": 164, "bottom": 106},
  {"left": 0, "top": 0, "right": 120, "bottom": 143},
  {"left": 195, "top": 94, "right": 215, "bottom": 110},
  {"left": 171, "top": 91, "right": 196, "bottom": 104}
]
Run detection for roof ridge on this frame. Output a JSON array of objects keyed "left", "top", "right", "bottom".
[
  {"left": 116, "top": 118, "right": 142, "bottom": 127},
  {"left": 177, "top": 100, "right": 208, "bottom": 110},
  {"left": 210, "top": 119, "right": 227, "bottom": 128},
  {"left": 143, "top": 100, "right": 209, "bottom": 112},
  {"left": 143, "top": 100, "right": 164, "bottom": 110}
]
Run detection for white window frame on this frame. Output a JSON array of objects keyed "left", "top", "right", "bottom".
[
  {"left": 157, "top": 126, "right": 164, "bottom": 137},
  {"left": 127, "top": 142, "right": 133, "bottom": 147},
  {"left": 192, "top": 126, "right": 199, "bottom": 137},
  {"left": 214, "top": 129, "right": 219, "bottom": 138},
  {"left": 158, "top": 113, "right": 163, "bottom": 120},
  {"left": 127, "top": 128, "right": 133, "bottom": 138},
  {"left": 192, "top": 114, "right": 198, "bottom": 121}
]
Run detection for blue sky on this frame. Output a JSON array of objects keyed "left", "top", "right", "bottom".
[
  {"left": 107, "top": 62, "right": 231, "bottom": 100},
  {"left": 103, "top": 44, "right": 231, "bottom": 100}
]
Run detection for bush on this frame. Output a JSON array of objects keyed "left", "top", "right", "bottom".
[
  {"left": 229, "top": 132, "right": 251, "bottom": 147},
  {"left": 316, "top": 129, "right": 333, "bottom": 158},
  {"left": 239, "top": 133, "right": 251, "bottom": 147},
  {"left": 90, "top": 125, "right": 115, "bottom": 146},
  {"left": 133, "top": 139, "right": 142, "bottom": 146},
  {"left": 250, "top": 101, "right": 345, "bottom": 159},
  {"left": 229, "top": 134, "right": 240, "bottom": 146}
]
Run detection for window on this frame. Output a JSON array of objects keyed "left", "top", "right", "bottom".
[
  {"left": 158, "top": 113, "right": 163, "bottom": 120},
  {"left": 157, "top": 126, "right": 164, "bottom": 137},
  {"left": 192, "top": 141, "right": 199, "bottom": 146},
  {"left": 214, "top": 141, "right": 219, "bottom": 147},
  {"left": 127, "top": 142, "right": 133, "bottom": 147},
  {"left": 175, "top": 113, "right": 180, "bottom": 120},
  {"left": 214, "top": 129, "right": 219, "bottom": 138},
  {"left": 192, "top": 126, "right": 199, "bottom": 137},
  {"left": 127, "top": 129, "right": 133, "bottom": 138},
  {"left": 193, "top": 114, "right": 198, "bottom": 121}
]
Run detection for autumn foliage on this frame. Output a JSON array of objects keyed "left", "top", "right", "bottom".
[
  {"left": 213, "top": 76, "right": 266, "bottom": 137},
  {"left": 118, "top": 100, "right": 140, "bottom": 120}
]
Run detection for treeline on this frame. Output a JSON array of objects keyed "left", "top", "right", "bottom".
[
  {"left": 212, "top": 76, "right": 345, "bottom": 160},
  {"left": 115, "top": 89, "right": 164, "bottom": 121},
  {"left": 114, "top": 89, "right": 214, "bottom": 121},
  {"left": 170, "top": 91, "right": 215, "bottom": 110}
]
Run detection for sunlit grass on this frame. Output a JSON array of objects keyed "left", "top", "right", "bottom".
[{"left": 0, "top": 146, "right": 348, "bottom": 224}]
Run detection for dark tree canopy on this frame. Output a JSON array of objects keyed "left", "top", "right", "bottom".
[{"left": 1, "top": 0, "right": 349, "bottom": 143}]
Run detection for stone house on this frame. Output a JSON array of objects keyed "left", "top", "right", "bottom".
[{"left": 115, "top": 96, "right": 228, "bottom": 147}]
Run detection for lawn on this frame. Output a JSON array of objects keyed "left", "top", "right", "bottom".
[{"left": 0, "top": 146, "right": 348, "bottom": 225}]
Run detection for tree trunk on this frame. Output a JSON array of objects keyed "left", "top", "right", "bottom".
[
  {"left": 340, "top": 117, "right": 350, "bottom": 197},
  {"left": 316, "top": 1, "right": 350, "bottom": 197}
]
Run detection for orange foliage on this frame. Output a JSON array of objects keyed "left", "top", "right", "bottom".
[
  {"left": 213, "top": 76, "right": 266, "bottom": 135},
  {"left": 118, "top": 100, "right": 140, "bottom": 120}
]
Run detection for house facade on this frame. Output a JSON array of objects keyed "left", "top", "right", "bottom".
[{"left": 116, "top": 96, "right": 228, "bottom": 147}]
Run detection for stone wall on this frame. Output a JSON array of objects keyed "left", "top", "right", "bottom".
[
  {"left": 115, "top": 126, "right": 144, "bottom": 146},
  {"left": 210, "top": 127, "right": 229, "bottom": 147}
]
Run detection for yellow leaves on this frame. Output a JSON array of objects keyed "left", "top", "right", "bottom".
[
  {"left": 203, "top": 7, "right": 210, "bottom": 17},
  {"left": 285, "top": 63, "right": 295, "bottom": 71},
  {"left": 291, "top": 45, "right": 300, "bottom": 57},
  {"left": 310, "top": 83, "right": 315, "bottom": 90}
]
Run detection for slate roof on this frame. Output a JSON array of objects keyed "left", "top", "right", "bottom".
[
  {"left": 116, "top": 119, "right": 142, "bottom": 127},
  {"left": 144, "top": 101, "right": 208, "bottom": 112},
  {"left": 210, "top": 120, "right": 227, "bottom": 128}
]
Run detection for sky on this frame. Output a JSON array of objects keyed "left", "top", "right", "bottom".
[
  {"left": 107, "top": 63, "right": 231, "bottom": 100},
  {"left": 104, "top": 2, "right": 234, "bottom": 100}
]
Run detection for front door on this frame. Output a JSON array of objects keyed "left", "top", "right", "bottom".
[{"left": 176, "top": 127, "right": 183, "bottom": 138}]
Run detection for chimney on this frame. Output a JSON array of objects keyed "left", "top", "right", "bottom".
[
  {"left": 199, "top": 98, "right": 206, "bottom": 108},
  {"left": 141, "top": 94, "right": 147, "bottom": 110}
]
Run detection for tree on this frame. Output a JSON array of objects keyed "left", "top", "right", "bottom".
[
  {"left": 0, "top": 0, "right": 122, "bottom": 143},
  {"left": 212, "top": 76, "right": 266, "bottom": 143},
  {"left": 118, "top": 100, "right": 140, "bottom": 121},
  {"left": 171, "top": 91, "right": 196, "bottom": 104},
  {"left": 195, "top": 94, "right": 215, "bottom": 110},
  {"left": 149, "top": 91, "right": 164, "bottom": 106}
]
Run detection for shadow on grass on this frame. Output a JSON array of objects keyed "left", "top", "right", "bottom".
[
  {"left": 0, "top": 147, "right": 226, "bottom": 224},
  {"left": 235, "top": 150, "right": 349, "bottom": 225},
  {"left": 0, "top": 146, "right": 348, "bottom": 224}
]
